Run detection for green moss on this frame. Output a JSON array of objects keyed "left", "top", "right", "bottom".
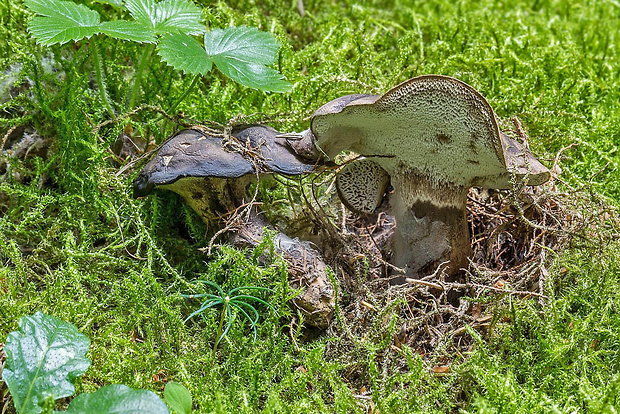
[{"left": 2, "top": 0, "right": 620, "bottom": 412}]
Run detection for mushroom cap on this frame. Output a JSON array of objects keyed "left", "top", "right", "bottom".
[
  {"left": 473, "top": 132, "right": 551, "bottom": 188},
  {"left": 313, "top": 94, "right": 381, "bottom": 117},
  {"left": 310, "top": 75, "right": 549, "bottom": 189},
  {"left": 133, "top": 125, "right": 315, "bottom": 197},
  {"left": 336, "top": 159, "right": 390, "bottom": 214}
]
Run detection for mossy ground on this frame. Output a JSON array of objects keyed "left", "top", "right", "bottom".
[{"left": 1, "top": 0, "right": 620, "bottom": 412}]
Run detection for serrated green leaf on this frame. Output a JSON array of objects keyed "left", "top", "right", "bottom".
[
  {"left": 204, "top": 26, "right": 279, "bottom": 66},
  {"left": 93, "top": 0, "right": 125, "bottom": 8},
  {"left": 99, "top": 20, "right": 156, "bottom": 42},
  {"left": 125, "top": 0, "right": 156, "bottom": 28},
  {"left": 24, "top": 0, "right": 98, "bottom": 20},
  {"left": 126, "top": 0, "right": 203, "bottom": 36},
  {"left": 65, "top": 384, "right": 170, "bottom": 414},
  {"left": 215, "top": 60, "right": 292, "bottom": 93},
  {"left": 158, "top": 33, "right": 211, "bottom": 74},
  {"left": 153, "top": 0, "right": 204, "bottom": 35},
  {"left": 25, "top": 0, "right": 101, "bottom": 45},
  {"left": 159, "top": 27, "right": 290, "bottom": 92},
  {"left": 2, "top": 312, "right": 91, "bottom": 414},
  {"left": 164, "top": 382, "right": 192, "bottom": 414}
]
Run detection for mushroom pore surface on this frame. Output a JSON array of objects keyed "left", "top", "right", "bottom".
[
  {"left": 311, "top": 75, "right": 507, "bottom": 188},
  {"left": 308, "top": 75, "right": 550, "bottom": 278},
  {"left": 336, "top": 159, "right": 390, "bottom": 214}
]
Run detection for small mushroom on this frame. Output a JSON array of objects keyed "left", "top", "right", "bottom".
[
  {"left": 133, "top": 125, "right": 335, "bottom": 328},
  {"left": 290, "top": 75, "right": 551, "bottom": 277},
  {"left": 335, "top": 159, "right": 390, "bottom": 214}
]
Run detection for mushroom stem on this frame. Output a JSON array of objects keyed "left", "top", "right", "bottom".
[
  {"left": 390, "top": 170, "right": 470, "bottom": 278},
  {"left": 228, "top": 208, "right": 335, "bottom": 329},
  {"left": 160, "top": 176, "right": 335, "bottom": 329}
]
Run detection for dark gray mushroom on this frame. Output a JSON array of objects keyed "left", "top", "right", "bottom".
[
  {"left": 133, "top": 125, "right": 335, "bottom": 328},
  {"left": 288, "top": 75, "right": 551, "bottom": 277}
]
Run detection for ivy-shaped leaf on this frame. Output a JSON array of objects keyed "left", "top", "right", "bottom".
[
  {"left": 158, "top": 27, "right": 292, "bottom": 92},
  {"left": 126, "top": 0, "right": 204, "bottom": 36},
  {"left": 2, "top": 312, "right": 91, "bottom": 414},
  {"left": 64, "top": 384, "right": 170, "bottom": 414},
  {"left": 25, "top": 0, "right": 101, "bottom": 45}
]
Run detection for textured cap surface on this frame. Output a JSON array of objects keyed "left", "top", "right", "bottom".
[
  {"left": 473, "top": 132, "right": 551, "bottom": 188},
  {"left": 311, "top": 75, "right": 515, "bottom": 187},
  {"left": 336, "top": 159, "right": 390, "bottom": 214},
  {"left": 133, "top": 126, "right": 315, "bottom": 197}
]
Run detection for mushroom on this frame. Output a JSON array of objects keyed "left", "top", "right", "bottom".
[
  {"left": 288, "top": 75, "right": 551, "bottom": 277},
  {"left": 335, "top": 159, "right": 390, "bottom": 215},
  {"left": 133, "top": 125, "right": 335, "bottom": 328}
]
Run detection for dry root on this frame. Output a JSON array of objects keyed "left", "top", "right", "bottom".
[{"left": 276, "top": 157, "right": 615, "bottom": 372}]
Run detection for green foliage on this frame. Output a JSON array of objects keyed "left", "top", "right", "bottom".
[
  {"left": 158, "top": 27, "right": 292, "bottom": 92},
  {"left": 25, "top": 0, "right": 156, "bottom": 44},
  {"left": 3, "top": 312, "right": 91, "bottom": 414},
  {"left": 124, "top": 0, "right": 204, "bottom": 36},
  {"left": 163, "top": 382, "right": 192, "bottom": 414},
  {"left": 2, "top": 0, "right": 620, "bottom": 412},
  {"left": 182, "top": 280, "right": 277, "bottom": 351},
  {"left": 25, "top": 0, "right": 103, "bottom": 45},
  {"left": 2, "top": 312, "right": 169, "bottom": 414},
  {"left": 24, "top": 0, "right": 290, "bottom": 106},
  {"left": 25, "top": 0, "right": 203, "bottom": 45},
  {"left": 64, "top": 384, "right": 169, "bottom": 413}
]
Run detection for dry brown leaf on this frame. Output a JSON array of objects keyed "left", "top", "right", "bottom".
[{"left": 432, "top": 366, "right": 450, "bottom": 374}]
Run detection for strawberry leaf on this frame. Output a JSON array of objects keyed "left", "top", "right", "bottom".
[
  {"left": 153, "top": 0, "right": 204, "bottom": 35},
  {"left": 25, "top": 0, "right": 101, "bottom": 45},
  {"left": 126, "top": 0, "right": 204, "bottom": 36},
  {"left": 215, "top": 60, "right": 292, "bottom": 93},
  {"left": 99, "top": 20, "right": 156, "bottom": 42},
  {"left": 204, "top": 26, "right": 279, "bottom": 66},
  {"left": 125, "top": 0, "right": 155, "bottom": 28},
  {"left": 158, "top": 32, "right": 211, "bottom": 74},
  {"left": 205, "top": 27, "right": 291, "bottom": 92},
  {"left": 159, "top": 27, "right": 291, "bottom": 92}
]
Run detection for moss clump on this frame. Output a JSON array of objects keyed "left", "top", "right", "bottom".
[{"left": 2, "top": 0, "right": 620, "bottom": 412}]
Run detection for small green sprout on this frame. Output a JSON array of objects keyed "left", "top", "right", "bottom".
[{"left": 181, "top": 280, "right": 277, "bottom": 351}]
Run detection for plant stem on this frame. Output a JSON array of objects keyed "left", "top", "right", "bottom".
[
  {"left": 91, "top": 37, "right": 115, "bottom": 119},
  {"left": 214, "top": 298, "right": 228, "bottom": 352},
  {"left": 128, "top": 43, "right": 155, "bottom": 109},
  {"left": 159, "top": 75, "right": 201, "bottom": 137},
  {"left": 168, "top": 75, "right": 200, "bottom": 113}
]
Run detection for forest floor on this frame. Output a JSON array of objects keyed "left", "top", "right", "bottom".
[{"left": 1, "top": 0, "right": 620, "bottom": 412}]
